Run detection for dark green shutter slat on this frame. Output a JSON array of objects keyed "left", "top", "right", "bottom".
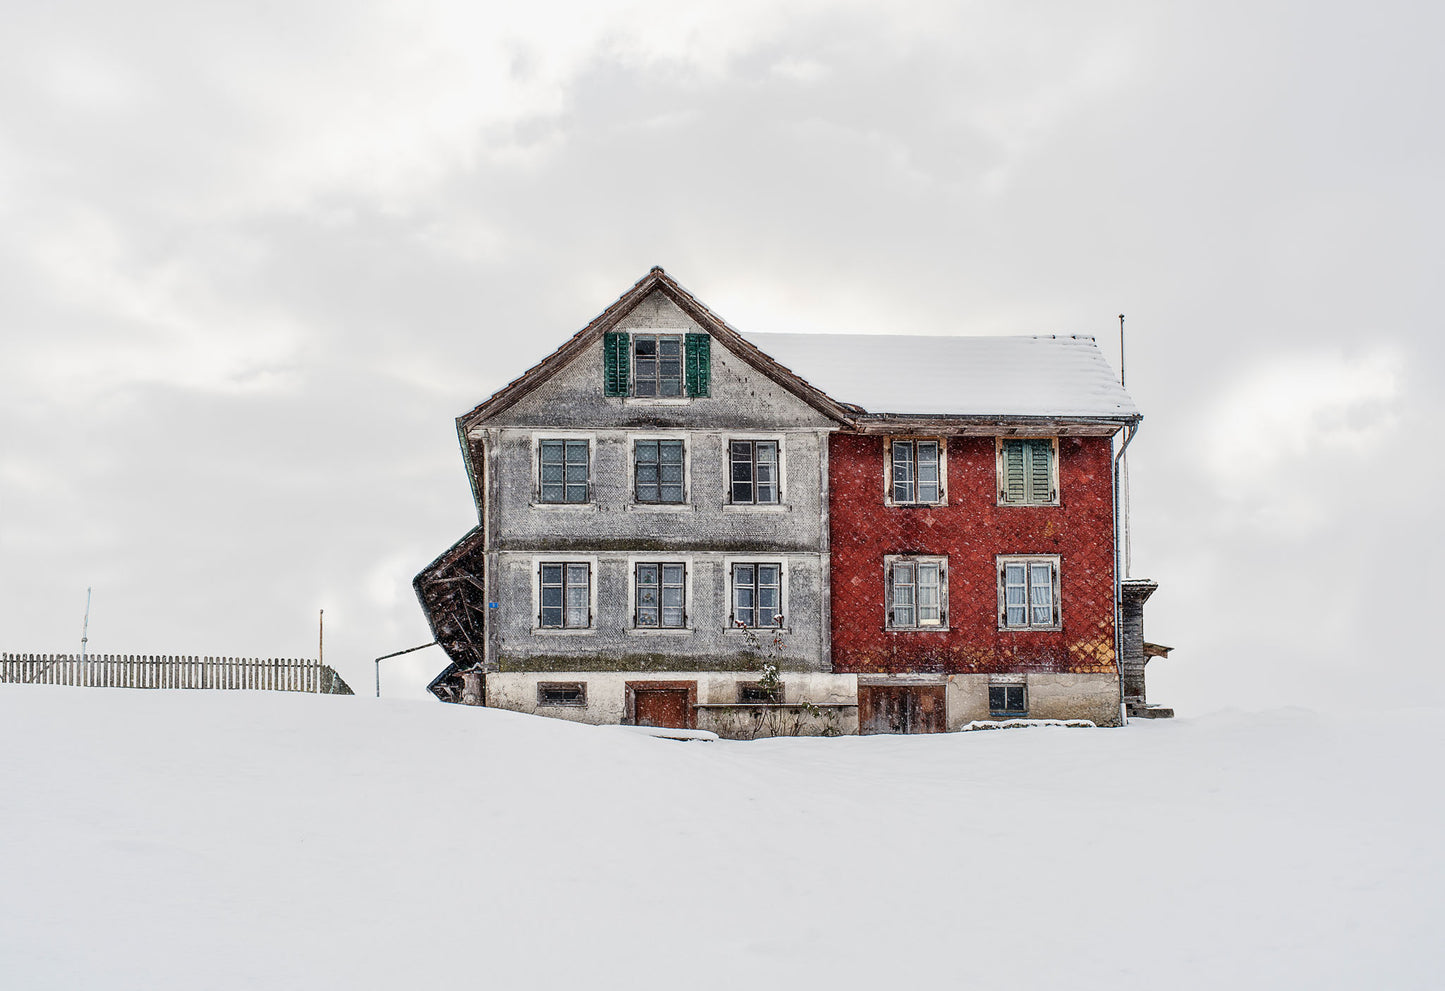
[
  {"left": 1002, "top": 441, "right": 1025, "bottom": 503},
  {"left": 684, "top": 333, "right": 711, "bottom": 397},
  {"left": 1026, "top": 440, "right": 1052, "bottom": 503},
  {"left": 603, "top": 332, "right": 629, "bottom": 396}
]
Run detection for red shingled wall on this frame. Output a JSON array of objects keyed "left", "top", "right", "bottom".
[{"left": 828, "top": 433, "right": 1118, "bottom": 675}]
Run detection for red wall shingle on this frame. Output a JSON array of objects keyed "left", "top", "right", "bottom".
[{"left": 829, "top": 434, "right": 1118, "bottom": 675}]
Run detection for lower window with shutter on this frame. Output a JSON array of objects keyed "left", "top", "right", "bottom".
[
  {"left": 635, "top": 563, "right": 687, "bottom": 628},
  {"left": 997, "top": 556, "right": 1061, "bottom": 630},
  {"left": 539, "top": 563, "right": 592, "bottom": 630},
  {"left": 731, "top": 564, "right": 783, "bottom": 629},
  {"left": 885, "top": 556, "right": 948, "bottom": 629}
]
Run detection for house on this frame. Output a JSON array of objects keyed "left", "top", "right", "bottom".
[{"left": 416, "top": 268, "right": 1166, "bottom": 734}]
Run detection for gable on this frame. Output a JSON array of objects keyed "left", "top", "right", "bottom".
[
  {"left": 483, "top": 290, "right": 838, "bottom": 430},
  {"left": 461, "top": 270, "right": 853, "bottom": 431}
]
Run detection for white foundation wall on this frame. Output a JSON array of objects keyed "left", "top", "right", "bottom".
[
  {"left": 944, "top": 672, "right": 1122, "bottom": 728},
  {"left": 485, "top": 671, "right": 859, "bottom": 737}
]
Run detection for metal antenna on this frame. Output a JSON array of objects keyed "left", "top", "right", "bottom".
[
  {"left": 80, "top": 587, "right": 92, "bottom": 661},
  {"left": 1118, "top": 313, "right": 1126, "bottom": 387},
  {"left": 319, "top": 609, "right": 325, "bottom": 668}
]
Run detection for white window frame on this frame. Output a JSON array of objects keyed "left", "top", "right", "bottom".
[
  {"left": 530, "top": 555, "right": 599, "bottom": 635},
  {"left": 884, "top": 437, "right": 947, "bottom": 507},
  {"left": 724, "top": 558, "right": 788, "bottom": 631},
  {"left": 531, "top": 433, "right": 595, "bottom": 508},
  {"left": 996, "top": 436, "right": 1060, "bottom": 507},
  {"left": 996, "top": 555, "right": 1062, "bottom": 631},
  {"left": 884, "top": 555, "right": 949, "bottom": 630},
  {"left": 626, "top": 556, "right": 694, "bottom": 635},
  {"left": 628, "top": 433, "right": 692, "bottom": 510}
]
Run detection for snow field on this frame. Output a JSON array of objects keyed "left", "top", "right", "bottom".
[{"left": 0, "top": 686, "right": 1440, "bottom": 990}]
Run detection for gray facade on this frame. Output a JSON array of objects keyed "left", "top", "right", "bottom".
[{"left": 471, "top": 290, "right": 840, "bottom": 677}]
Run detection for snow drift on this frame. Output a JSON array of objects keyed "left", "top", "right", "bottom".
[{"left": 0, "top": 686, "right": 1439, "bottom": 989}]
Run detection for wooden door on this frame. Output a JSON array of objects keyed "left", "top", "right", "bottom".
[
  {"left": 858, "top": 685, "right": 947, "bottom": 735},
  {"left": 627, "top": 681, "right": 696, "bottom": 729}
]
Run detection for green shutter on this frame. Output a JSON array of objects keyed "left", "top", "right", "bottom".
[
  {"left": 1001, "top": 440, "right": 1026, "bottom": 503},
  {"left": 1026, "top": 439, "right": 1054, "bottom": 503},
  {"left": 603, "top": 332, "right": 629, "bottom": 397},
  {"left": 684, "top": 333, "right": 711, "bottom": 397}
]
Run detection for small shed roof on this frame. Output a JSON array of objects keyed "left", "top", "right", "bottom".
[{"left": 744, "top": 332, "right": 1139, "bottom": 420}]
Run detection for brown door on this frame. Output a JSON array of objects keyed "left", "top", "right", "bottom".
[
  {"left": 858, "top": 686, "right": 947, "bottom": 735},
  {"left": 631, "top": 687, "right": 692, "bottom": 729}
]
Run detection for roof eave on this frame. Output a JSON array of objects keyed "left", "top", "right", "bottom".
[{"left": 850, "top": 412, "right": 1142, "bottom": 436}]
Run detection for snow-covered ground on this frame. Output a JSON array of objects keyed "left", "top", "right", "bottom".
[{"left": 1, "top": 686, "right": 1439, "bottom": 990}]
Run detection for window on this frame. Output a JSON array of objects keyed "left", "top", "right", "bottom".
[
  {"left": 738, "top": 682, "right": 782, "bottom": 704},
  {"left": 890, "top": 439, "right": 943, "bottom": 504},
  {"left": 633, "top": 334, "right": 684, "bottom": 397},
  {"left": 732, "top": 564, "right": 782, "bottom": 628},
  {"left": 886, "top": 557, "right": 947, "bottom": 629},
  {"left": 537, "top": 682, "right": 587, "bottom": 707},
  {"left": 540, "top": 563, "right": 591, "bottom": 629},
  {"left": 989, "top": 684, "right": 1026, "bottom": 716},
  {"left": 604, "top": 331, "right": 711, "bottom": 398},
  {"left": 998, "top": 557, "right": 1060, "bottom": 630},
  {"left": 634, "top": 440, "right": 685, "bottom": 503},
  {"left": 998, "top": 438, "right": 1058, "bottom": 505},
  {"left": 538, "top": 439, "right": 589, "bottom": 503},
  {"left": 730, "top": 440, "right": 779, "bottom": 504},
  {"left": 635, "top": 563, "right": 686, "bottom": 628}
]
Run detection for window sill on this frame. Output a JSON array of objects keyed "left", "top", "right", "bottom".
[
  {"left": 721, "top": 503, "right": 792, "bottom": 513},
  {"left": 883, "top": 500, "right": 949, "bottom": 509},
  {"left": 529, "top": 502, "right": 599, "bottom": 511},
  {"left": 626, "top": 627, "right": 694, "bottom": 637},
  {"left": 622, "top": 397, "right": 694, "bottom": 406},
  {"left": 998, "top": 625, "right": 1062, "bottom": 633},
  {"left": 996, "top": 500, "right": 1061, "bottom": 508},
  {"left": 990, "top": 711, "right": 1029, "bottom": 719},
  {"left": 530, "top": 628, "right": 597, "bottom": 636},
  {"left": 723, "top": 626, "right": 792, "bottom": 636},
  {"left": 626, "top": 503, "right": 695, "bottom": 513},
  {"left": 884, "top": 626, "right": 951, "bottom": 633}
]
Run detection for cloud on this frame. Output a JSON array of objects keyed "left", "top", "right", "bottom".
[{"left": 1201, "top": 345, "right": 1401, "bottom": 531}]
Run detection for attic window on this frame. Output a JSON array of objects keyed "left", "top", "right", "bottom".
[
  {"left": 603, "top": 332, "right": 711, "bottom": 398},
  {"left": 537, "top": 682, "right": 587, "bottom": 707},
  {"left": 635, "top": 335, "right": 683, "bottom": 397}
]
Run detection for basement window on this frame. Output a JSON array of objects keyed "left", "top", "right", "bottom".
[
  {"left": 537, "top": 682, "right": 587, "bottom": 707},
  {"left": 989, "top": 684, "right": 1027, "bottom": 716},
  {"left": 738, "top": 682, "right": 783, "bottom": 704}
]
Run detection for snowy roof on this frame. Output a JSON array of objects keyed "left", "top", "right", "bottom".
[{"left": 743, "top": 332, "right": 1140, "bottom": 419}]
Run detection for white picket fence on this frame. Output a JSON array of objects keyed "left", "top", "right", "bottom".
[{"left": 0, "top": 653, "right": 353, "bottom": 695}]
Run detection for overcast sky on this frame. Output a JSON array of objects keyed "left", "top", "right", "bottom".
[{"left": 3, "top": 0, "right": 1440, "bottom": 710}]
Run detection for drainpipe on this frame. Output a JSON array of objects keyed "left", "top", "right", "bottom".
[{"left": 1112, "top": 421, "right": 1140, "bottom": 725}]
